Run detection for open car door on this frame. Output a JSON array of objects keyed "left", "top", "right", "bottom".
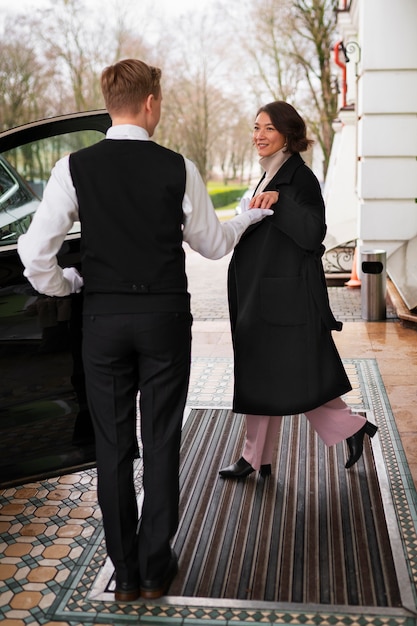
[{"left": 0, "top": 110, "right": 111, "bottom": 487}]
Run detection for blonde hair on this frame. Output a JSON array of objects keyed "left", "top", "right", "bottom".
[{"left": 101, "top": 58, "right": 161, "bottom": 116}]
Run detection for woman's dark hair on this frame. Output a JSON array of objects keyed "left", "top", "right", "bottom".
[{"left": 256, "top": 101, "right": 314, "bottom": 154}]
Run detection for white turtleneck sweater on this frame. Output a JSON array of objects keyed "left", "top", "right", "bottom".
[{"left": 256, "top": 148, "right": 292, "bottom": 193}]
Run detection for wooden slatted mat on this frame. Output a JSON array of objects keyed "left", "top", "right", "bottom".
[{"left": 170, "top": 408, "right": 401, "bottom": 607}]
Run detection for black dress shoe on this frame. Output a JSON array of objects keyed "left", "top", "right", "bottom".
[
  {"left": 260, "top": 463, "right": 272, "bottom": 477},
  {"left": 219, "top": 457, "right": 272, "bottom": 478},
  {"left": 140, "top": 550, "right": 178, "bottom": 599},
  {"left": 114, "top": 579, "right": 140, "bottom": 602},
  {"left": 219, "top": 457, "right": 254, "bottom": 478},
  {"left": 345, "top": 420, "right": 378, "bottom": 468}
]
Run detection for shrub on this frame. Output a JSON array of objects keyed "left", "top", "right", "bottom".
[{"left": 208, "top": 185, "right": 248, "bottom": 209}]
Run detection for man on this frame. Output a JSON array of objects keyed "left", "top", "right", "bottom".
[{"left": 18, "top": 58, "right": 273, "bottom": 602}]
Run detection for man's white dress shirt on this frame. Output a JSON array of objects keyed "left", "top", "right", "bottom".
[{"left": 18, "top": 124, "right": 271, "bottom": 297}]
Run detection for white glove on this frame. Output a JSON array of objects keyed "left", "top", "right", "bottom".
[
  {"left": 246, "top": 208, "right": 274, "bottom": 224},
  {"left": 239, "top": 196, "right": 251, "bottom": 213},
  {"left": 63, "top": 267, "right": 84, "bottom": 293}
]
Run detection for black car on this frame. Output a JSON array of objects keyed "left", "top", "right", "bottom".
[{"left": 0, "top": 111, "right": 111, "bottom": 487}]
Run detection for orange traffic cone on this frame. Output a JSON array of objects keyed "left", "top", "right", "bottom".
[{"left": 345, "top": 247, "right": 361, "bottom": 288}]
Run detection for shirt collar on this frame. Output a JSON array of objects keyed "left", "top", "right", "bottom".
[{"left": 106, "top": 124, "right": 150, "bottom": 140}]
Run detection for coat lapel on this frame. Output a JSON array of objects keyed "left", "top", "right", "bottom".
[
  {"left": 241, "top": 153, "right": 306, "bottom": 240},
  {"left": 264, "top": 153, "right": 305, "bottom": 190}
]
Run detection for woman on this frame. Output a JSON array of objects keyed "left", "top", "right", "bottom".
[{"left": 219, "top": 101, "right": 377, "bottom": 479}]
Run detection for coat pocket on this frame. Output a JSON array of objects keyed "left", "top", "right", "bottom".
[{"left": 260, "top": 277, "right": 307, "bottom": 325}]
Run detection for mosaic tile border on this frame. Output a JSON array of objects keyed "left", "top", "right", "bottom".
[
  {"left": 44, "top": 358, "right": 417, "bottom": 625},
  {"left": 188, "top": 356, "right": 234, "bottom": 407},
  {"left": 188, "top": 356, "right": 363, "bottom": 409},
  {"left": 355, "top": 358, "right": 417, "bottom": 613}
]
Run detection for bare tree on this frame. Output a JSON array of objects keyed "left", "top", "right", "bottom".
[
  {"left": 155, "top": 10, "right": 238, "bottom": 183},
  {"left": 1, "top": 0, "right": 339, "bottom": 183},
  {"left": 215, "top": 114, "right": 256, "bottom": 185},
  {"left": 109, "top": 3, "right": 154, "bottom": 67},
  {"left": 0, "top": 19, "right": 53, "bottom": 130},
  {"left": 290, "top": 0, "right": 338, "bottom": 175},
  {"left": 16, "top": 0, "right": 155, "bottom": 116},
  {"left": 245, "top": 0, "right": 303, "bottom": 103},
  {"left": 158, "top": 72, "right": 223, "bottom": 183},
  {"left": 33, "top": 0, "right": 104, "bottom": 112},
  {"left": 239, "top": 0, "right": 338, "bottom": 177}
]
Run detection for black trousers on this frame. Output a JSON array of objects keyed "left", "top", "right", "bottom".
[{"left": 82, "top": 311, "right": 192, "bottom": 581}]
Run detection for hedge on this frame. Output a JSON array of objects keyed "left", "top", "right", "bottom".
[{"left": 208, "top": 186, "right": 248, "bottom": 209}]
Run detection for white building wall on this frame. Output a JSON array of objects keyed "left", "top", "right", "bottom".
[
  {"left": 332, "top": 0, "right": 417, "bottom": 308},
  {"left": 323, "top": 109, "right": 358, "bottom": 250}
]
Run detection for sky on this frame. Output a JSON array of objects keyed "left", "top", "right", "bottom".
[{"left": 0, "top": 0, "right": 214, "bottom": 22}]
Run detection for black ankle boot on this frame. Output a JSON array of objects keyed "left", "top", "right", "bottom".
[
  {"left": 219, "top": 457, "right": 254, "bottom": 478},
  {"left": 345, "top": 420, "right": 378, "bottom": 468}
]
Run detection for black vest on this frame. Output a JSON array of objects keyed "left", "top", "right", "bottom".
[{"left": 69, "top": 139, "right": 189, "bottom": 313}]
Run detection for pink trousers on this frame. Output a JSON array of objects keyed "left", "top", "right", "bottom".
[{"left": 243, "top": 397, "right": 366, "bottom": 470}]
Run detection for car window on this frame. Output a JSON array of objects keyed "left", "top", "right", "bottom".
[
  {"left": 0, "top": 155, "right": 38, "bottom": 245},
  {"left": 0, "top": 129, "right": 103, "bottom": 246},
  {"left": 0, "top": 158, "right": 20, "bottom": 200}
]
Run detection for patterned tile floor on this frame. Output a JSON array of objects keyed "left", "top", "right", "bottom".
[{"left": 1, "top": 248, "right": 417, "bottom": 625}]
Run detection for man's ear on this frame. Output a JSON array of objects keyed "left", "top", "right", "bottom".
[{"left": 145, "top": 93, "right": 154, "bottom": 113}]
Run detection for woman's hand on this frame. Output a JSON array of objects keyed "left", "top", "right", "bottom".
[{"left": 249, "top": 190, "right": 279, "bottom": 209}]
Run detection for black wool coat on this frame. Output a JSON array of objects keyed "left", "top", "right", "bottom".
[{"left": 228, "top": 153, "right": 352, "bottom": 416}]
